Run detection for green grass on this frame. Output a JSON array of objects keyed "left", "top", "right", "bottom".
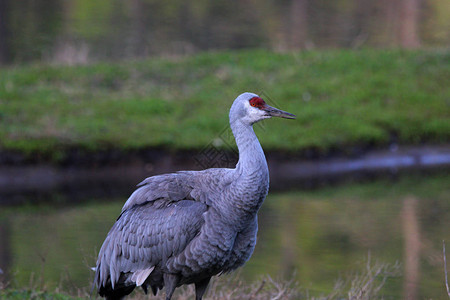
[
  {"left": 0, "top": 49, "right": 449, "bottom": 161},
  {"left": 0, "top": 288, "right": 80, "bottom": 299}
]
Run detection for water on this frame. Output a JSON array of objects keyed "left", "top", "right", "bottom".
[{"left": 0, "top": 174, "right": 448, "bottom": 299}]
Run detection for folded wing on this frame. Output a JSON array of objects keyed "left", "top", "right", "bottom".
[{"left": 95, "top": 197, "right": 207, "bottom": 294}]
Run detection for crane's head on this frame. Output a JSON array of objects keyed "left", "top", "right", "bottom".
[{"left": 230, "top": 92, "right": 296, "bottom": 126}]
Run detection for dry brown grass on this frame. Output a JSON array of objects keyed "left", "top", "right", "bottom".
[
  {"left": 1, "top": 258, "right": 401, "bottom": 299},
  {"left": 114, "top": 259, "right": 400, "bottom": 300},
  {"left": 444, "top": 241, "right": 450, "bottom": 298}
]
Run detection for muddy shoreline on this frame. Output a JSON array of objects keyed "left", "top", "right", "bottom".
[{"left": 0, "top": 145, "right": 449, "bottom": 205}]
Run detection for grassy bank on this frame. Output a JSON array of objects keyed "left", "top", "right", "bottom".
[
  {"left": 0, "top": 260, "right": 400, "bottom": 299},
  {"left": 0, "top": 49, "right": 449, "bottom": 161}
]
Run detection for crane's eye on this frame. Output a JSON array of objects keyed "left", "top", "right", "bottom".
[{"left": 249, "top": 97, "right": 266, "bottom": 108}]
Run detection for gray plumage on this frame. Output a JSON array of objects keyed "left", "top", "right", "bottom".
[{"left": 94, "top": 92, "right": 295, "bottom": 300}]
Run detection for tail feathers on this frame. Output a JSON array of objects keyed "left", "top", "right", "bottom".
[
  {"left": 95, "top": 268, "right": 161, "bottom": 299},
  {"left": 151, "top": 284, "right": 158, "bottom": 296},
  {"left": 97, "top": 273, "right": 136, "bottom": 300},
  {"left": 99, "top": 284, "right": 135, "bottom": 300},
  {"left": 140, "top": 283, "right": 158, "bottom": 296}
]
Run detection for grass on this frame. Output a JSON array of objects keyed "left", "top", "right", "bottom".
[
  {"left": 0, "top": 259, "right": 400, "bottom": 299},
  {"left": 0, "top": 49, "right": 449, "bottom": 161},
  {"left": 0, "top": 290, "right": 78, "bottom": 300}
]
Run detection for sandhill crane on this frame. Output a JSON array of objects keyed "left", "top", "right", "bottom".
[{"left": 94, "top": 92, "right": 295, "bottom": 300}]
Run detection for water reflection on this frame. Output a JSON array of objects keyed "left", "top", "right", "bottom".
[
  {"left": 0, "top": 174, "right": 448, "bottom": 299},
  {"left": 402, "top": 197, "right": 420, "bottom": 300}
]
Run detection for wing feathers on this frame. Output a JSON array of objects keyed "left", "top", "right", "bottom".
[
  {"left": 120, "top": 169, "right": 233, "bottom": 213},
  {"left": 95, "top": 200, "right": 208, "bottom": 292},
  {"left": 122, "top": 173, "right": 194, "bottom": 212},
  {"left": 95, "top": 168, "right": 239, "bottom": 293},
  {"left": 131, "top": 267, "right": 155, "bottom": 286}
]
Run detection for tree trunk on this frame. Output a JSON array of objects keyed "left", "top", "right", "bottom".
[
  {"left": 398, "top": 0, "right": 421, "bottom": 48},
  {"left": 0, "top": 0, "right": 11, "bottom": 64}
]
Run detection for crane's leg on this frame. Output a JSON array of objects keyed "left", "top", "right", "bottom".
[
  {"left": 163, "top": 273, "right": 179, "bottom": 300},
  {"left": 195, "top": 277, "right": 211, "bottom": 300}
]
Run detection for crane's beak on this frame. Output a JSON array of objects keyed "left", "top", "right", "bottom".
[{"left": 263, "top": 105, "right": 296, "bottom": 119}]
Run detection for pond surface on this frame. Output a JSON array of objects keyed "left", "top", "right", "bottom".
[{"left": 0, "top": 174, "right": 448, "bottom": 299}]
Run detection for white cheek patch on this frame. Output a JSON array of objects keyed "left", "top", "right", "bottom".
[
  {"left": 243, "top": 100, "right": 252, "bottom": 110},
  {"left": 244, "top": 101, "right": 266, "bottom": 120},
  {"left": 249, "top": 108, "right": 263, "bottom": 119}
]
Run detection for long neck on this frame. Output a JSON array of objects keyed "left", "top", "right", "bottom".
[
  {"left": 230, "top": 119, "right": 269, "bottom": 205},
  {"left": 212, "top": 118, "right": 269, "bottom": 228},
  {"left": 232, "top": 120, "right": 268, "bottom": 177}
]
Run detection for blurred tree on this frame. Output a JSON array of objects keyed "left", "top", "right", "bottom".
[
  {"left": 422, "top": 0, "right": 450, "bottom": 45},
  {"left": 9, "top": 0, "right": 63, "bottom": 62},
  {"left": 287, "top": 0, "right": 309, "bottom": 49},
  {"left": 0, "top": 219, "right": 11, "bottom": 285},
  {"left": 52, "top": 0, "right": 90, "bottom": 64},
  {"left": 0, "top": 0, "right": 11, "bottom": 64},
  {"left": 126, "top": 0, "right": 147, "bottom": 57},
  {"left": 398, "top": 0, "right": 421, "bottom": 48},
  {"left": 348, "top": 0, "right": 371, "bottom": 48},
  {"left": 0, "top": 0, "right": 447, "bottom": 63}
]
